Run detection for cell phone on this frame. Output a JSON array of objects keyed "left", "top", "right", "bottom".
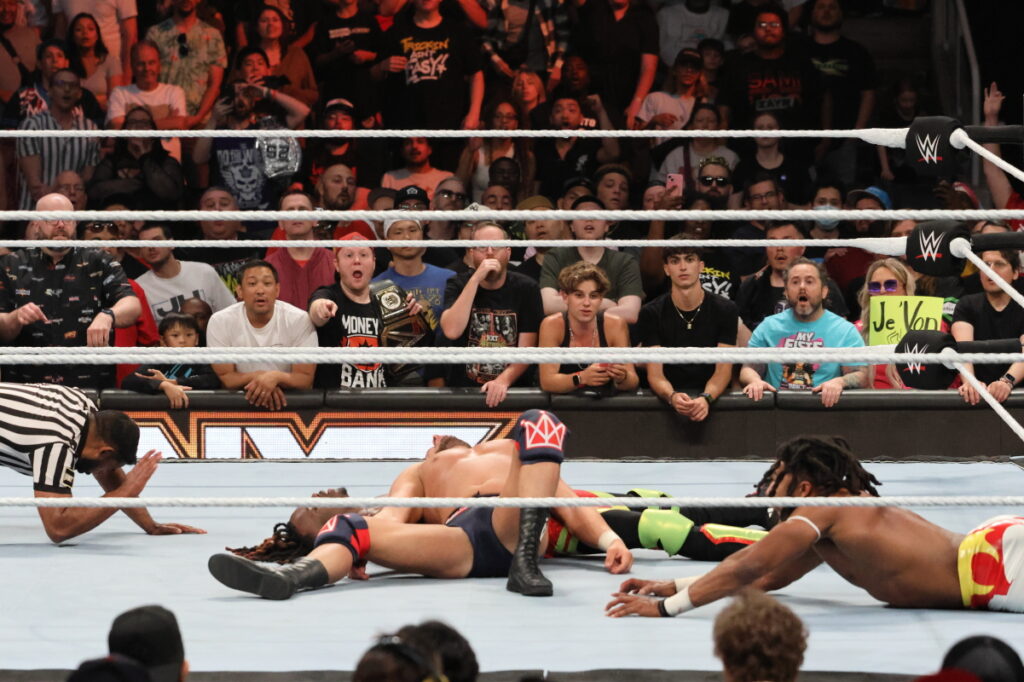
[{"left": 666, "top": 173, "right": 684, "bottom": 197}]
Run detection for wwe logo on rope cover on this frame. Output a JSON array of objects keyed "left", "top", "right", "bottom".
[
  {"left": 915, "top": 230, "right": 944, "bottom": 262},
  {"left": 521, "top": 412, "right": 566, "bottom": 451},
  {"left": 901, "top": 344, "right": 927, "bottom": 374},
  {"left": 915, "top": 133, "right": 942, "bottom": 164}
]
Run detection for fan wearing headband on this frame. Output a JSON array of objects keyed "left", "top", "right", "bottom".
[{"left": 607, "top": 435, "right": 1024, "bottom": 617}]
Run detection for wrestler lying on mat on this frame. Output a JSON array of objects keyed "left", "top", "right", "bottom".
[
  {"left": 209, "top": 409, "right": 634, "bottom": 599},
  {"left": 606, "top": 435, "right": 1024, "bottom": 616},
  {"left": 217, "top": 429, "right": 772, "bottom": 583}
]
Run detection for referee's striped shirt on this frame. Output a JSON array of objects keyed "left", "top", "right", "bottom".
[
  {"left": 15, "top": 111, "right": 100, "bottom": 210},
  {"left": 0, "top": 383, "right": 95, "bottom": 494}
]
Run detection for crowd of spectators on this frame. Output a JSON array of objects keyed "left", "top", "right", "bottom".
[
  {"left": 66, "top": 596, "right": 1024, "bottom": 681},
  {"left": 1, "top": 0, "right": 1019, "bottom": 413}
]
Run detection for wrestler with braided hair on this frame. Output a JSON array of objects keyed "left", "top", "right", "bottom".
[{"left": 608, "top": 435, "right": 1024, "bottom": 617}]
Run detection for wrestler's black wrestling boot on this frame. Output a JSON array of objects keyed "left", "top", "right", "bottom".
[
  {"left": 208, "top": 553, "right": 329, "bottom": 600},
  {"left": 506, "top": 507, "right": 553, "bottom": 597}
]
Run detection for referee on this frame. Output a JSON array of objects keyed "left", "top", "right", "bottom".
[{"left": 0, "top": 382, "right": 205, "bottom": 542}]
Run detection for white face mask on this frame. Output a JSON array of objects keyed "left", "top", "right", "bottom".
[{"left": 813, "top": 204, "right": 840, "bottom": 230}]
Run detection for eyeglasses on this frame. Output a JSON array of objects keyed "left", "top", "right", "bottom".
[
  {"left": 436, "top": 189, "right": 467, "bottom": 203},
  {"left": 82, "top": 221, "right": 117, "bottom": 234},
  {"left": 699, "top": 175, "right": 730, "bottom": 187},
  {"left": 177, "top": 33, "right": 189, "bottom": 58},
  {"left": 757, "top": 21, "right": 782, "bottom": 29},
  {"left": 749, "top": 190, "right": 778, "bottom": 202},
  {"left": 867, "top": 279, "right": 900, "bottom": 294}
]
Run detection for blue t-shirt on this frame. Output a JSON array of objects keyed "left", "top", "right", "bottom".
[
  {"left": 748, "top": 309, "right": 864, "bottom": 389},
  {"left": 373, "top": 264, "right": 456, "bottom": 329}
]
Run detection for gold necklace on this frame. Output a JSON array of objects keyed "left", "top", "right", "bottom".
[{"left": 673, "top": 295, "right": 704, "bottom": 330}]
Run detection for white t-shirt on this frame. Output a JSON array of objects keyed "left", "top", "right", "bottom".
[
  {"left": 638, "top": 92, "right": 696, "bottom": 130},
  {"left": 136, "top": 260, "right": 237, "bottom": 322},
  {"left": 55, "top": 0, "right": 137, "bottom": 62},
  {"left": 107, "top": 83, "right": 186, "bottom": 159},
  {"left": 206, "top": 300, "right": 318, "bottom": 373}
]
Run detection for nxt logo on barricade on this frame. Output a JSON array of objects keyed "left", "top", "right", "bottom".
[
  {"left": 127, "top": 410, "right": 518, "bottom": 460},
  {"left": 915, "top": 133, "right": 942, "bottom": 164}
]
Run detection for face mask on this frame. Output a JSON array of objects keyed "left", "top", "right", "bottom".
[
  {"left": 813, "top": 204, "right": 840, "bottom": 230},
  {"left": 74, "top": 457, "right": 100, "bottom": 474}
]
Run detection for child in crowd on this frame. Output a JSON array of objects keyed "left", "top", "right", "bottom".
[{"left": 121, "top": 313, "right": 222, "bottom": 407}]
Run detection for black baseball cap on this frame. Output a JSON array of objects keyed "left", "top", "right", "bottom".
[
  {"left": 674, "top": 48, "right": 703, "bottom": 68},
  {"left": 108, "top": 606, "right": 185, "bottom": 682},
  {"left": 394, "top": 185, "right": 429, "bottom": 207}
]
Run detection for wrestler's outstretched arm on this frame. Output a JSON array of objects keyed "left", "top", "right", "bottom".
[
  {"left": 606, "top": 509, "right": 824, "bottom": 618},
  {"left": 552, "top": 480, "right": 633, "bottom": 574},
  {"left": 375, "top": 463, "right": 426, "bottom": 524}
]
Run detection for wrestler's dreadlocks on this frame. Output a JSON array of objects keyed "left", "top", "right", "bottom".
[
  {"left": 753, "top": 436, "right": 882, "bottom": 503},
  {"left": 227, "top": 522, "right": 313, "bottom": 564}
]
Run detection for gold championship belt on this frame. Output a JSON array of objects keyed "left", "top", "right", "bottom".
[{"left": 370, "top": 280, "right": 431, "bottom": 380}]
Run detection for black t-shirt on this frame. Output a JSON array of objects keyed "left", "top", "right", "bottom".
[
  {"left": 308, "top": 10, "right": 382, "bottom": 113},
  {"left": 730, "top": 154, "right": 813, "bottom": 205},
  {"left": 700, "top": 249, "right": 741, "bottom": 300},
  {"left": 380, "top": 18, "right": 483, "bottom": 129},
  {"left": 721, "top": 50, "right": 821, "bottom": 129},
  {"left": 804, "top": 36, "right": 877, "bottom": 130},
  {"left": 534, "top": 137, "right": 602, "bottom": 201},
  {"left": 952, "top": 293, "right": 1024, "bottom": 384},
  {"left": 310, "top": 284, "right": 388, "bottom": 388},
  {"left": 736, "top": 270, "right": 850, "bottom": 330},
  {"left": 637, "top": 292, "right": 738, "bottom": 390},
  {"left": 574, "top": 0, "right": 659, "bottom": 113},
  {"left": 513, "top": 255, "right": 543, "bottom": 282},
  {"left": 441, "top": 270, "right": 543, "bottom": 386}
]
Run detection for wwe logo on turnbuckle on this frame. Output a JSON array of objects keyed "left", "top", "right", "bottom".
[
  {"left": 901, "top": 344, "right": 928, "bottom": 374},
  {"left": 915, "top": 133, "right": 942, "bottom": 164},
  {"left": 915, "top": 230, "right": 944, "bottom": 262}
]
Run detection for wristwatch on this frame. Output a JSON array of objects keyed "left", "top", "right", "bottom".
[
  {"left": 1002, "top": 373, "right": 1017, "bottom": 387},
  {"left": 100, "top": 308, "right": 115, "bottom": 323},
  {"left": 699, "top": 392, "right": 715, "bottom": 403},
  {"left": 572, "top": 373, "right": 582, "bottom": 387}
]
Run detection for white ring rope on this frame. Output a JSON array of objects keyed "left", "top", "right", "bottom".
[
  {"left": 957, "top": 130, "right": 1024, "bottom": 187},
  {"left": 7, "top": 209, "right": 1024, "bottom": 223},
  {"left": 952, "top": 358, "right": 1024, "bottom": 445},
  {"left": 952, "top": 239, "right": 1024, "bottom": 311},
  {"left": 0, "top": 495, "right": 1021, "bottom": 509},
  {"left": 1, "top": 237, "right": 906, "bottom": 251},
  {"left": 2, "top": 346, "right": 1022, "bottom": 365},
  {"left": 0, "top": 127, "right": 911, "bottom": 144}
]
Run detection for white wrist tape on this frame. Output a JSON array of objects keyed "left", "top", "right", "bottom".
[
  {"left": 674, "top": 575, "right": 702, "bottom": 592},
  {"left": 597, "top": 530, "right": 620, "bottom": 551},
  {"left": 662, "top": 585, "right": 694, "bottom": 616}
]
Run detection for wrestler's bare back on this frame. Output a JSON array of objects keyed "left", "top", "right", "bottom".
[
  {"left": 792, "top": 504, "right": 965, "bottom": 608},
  {"left": 415, "top": 440, "right": 515, "bottom": 524}
]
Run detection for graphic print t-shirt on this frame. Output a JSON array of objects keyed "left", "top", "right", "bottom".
[
  {"left": 380, "top": 19, "right": 482, "bottom": 129},
  {"left": 310, "top": 284, "right": 387, "bottom": 388},
  {"left": 748, "top": 309, "right": 864, "bottom": 389}
]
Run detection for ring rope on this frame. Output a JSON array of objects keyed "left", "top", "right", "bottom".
[
  {"left": 1, "top": 346, "right": 1021, "bottom": 365},
  {"left": 953, "top": 359, "right": 1024, "bottom": 445},
  {"left": 1, "top": 495, "right": 1022, "bottom": 508},
  {"left": 958, "top": 132, "right": 1024, "bottom": 186},
  {"left": 1, "top": 237, "right": 909, "bottom": 252},
  {"left": 7, "top": 209, "right": 1023, "bottom": 223},
  {"left": 955, "top": 244, "right": 1024, "bottom": 311},
  {"left": 0, "top": 127, "right": 910, "bottom": 144}
]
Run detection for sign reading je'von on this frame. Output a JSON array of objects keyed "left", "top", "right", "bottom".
[{"left": 868, "top": 295, "right": 943, "bottom": 346}]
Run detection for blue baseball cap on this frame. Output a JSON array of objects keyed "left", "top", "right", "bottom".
[{"left": 847, "top": 186, "right": 893, "bottom": 210}]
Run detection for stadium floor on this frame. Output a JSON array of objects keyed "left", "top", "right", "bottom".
[{"left": 2, "top": 460, "right": 1022, "bottom": 680}]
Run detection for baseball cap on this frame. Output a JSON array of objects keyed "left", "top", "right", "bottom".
[
  {"left": 570, "top": 194, "right": 606, "bottom": 210},
  {"left": 847, "top": 185, "right": 893, "bottom": 210},
  {"left": 383, "top": 215, "right": 423, "bottom": 236},
  {"left": 394, "top": 185, "right": 429, "bottom": 207},
  {"left": 673, "top": 48, "right": 703, "bottom": 68},
  {"left": 560, "top": 176, "right": 594, "bottom": 197},
  {"left": 516, "top": 195, "right": 554, "bottom": 211},
  {"left": 323, "top": 98, "right": 356, "bottom": 117},
  {"left": 952, "top": 181, "right": 981, "bottom": 209},
  {"left": 67, "top": 655, "right": 152, "bottom": 682},
  {"left": 108, "top": 605, "right": 184, "bottom": 682}
]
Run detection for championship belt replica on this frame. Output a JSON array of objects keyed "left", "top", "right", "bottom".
[{"left": 370, "top": 279, "right": 432, "bottom": 380}]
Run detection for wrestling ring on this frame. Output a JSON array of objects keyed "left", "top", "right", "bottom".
[{"left": 3, "top": 118, "right": 1024, "bottom": 680}]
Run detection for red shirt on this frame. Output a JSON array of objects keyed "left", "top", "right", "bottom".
[
  {"left": 264, "top": 247, "right": 338, "bottom": 309},
  {"left": 116, "top": 280, "right": 160, "bottom": 387},
  {"left": 1006, "top": 191, "right": 1024, "bottom": 232}
]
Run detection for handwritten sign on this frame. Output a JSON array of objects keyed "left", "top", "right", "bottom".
[{"left": 868, "top": 296, "right": 943, "bottom": 345}]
